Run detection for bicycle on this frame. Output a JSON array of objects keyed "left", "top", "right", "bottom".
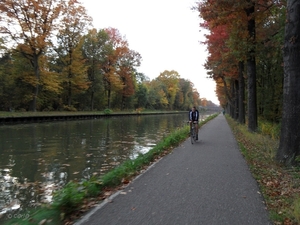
[{"left": 189, "top": 121, "right": 197, "bottom": 144}]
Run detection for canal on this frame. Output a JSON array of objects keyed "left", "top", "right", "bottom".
[{"left": 0, "top": 112, "right": 211, "bottom": 217}]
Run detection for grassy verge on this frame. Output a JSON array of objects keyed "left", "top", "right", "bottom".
[
  {"left": 2, "top": 114, "right": 218, "bottom": 225},
  {"left": 226, "top": 116, "right": 300, "bottom": 225}
]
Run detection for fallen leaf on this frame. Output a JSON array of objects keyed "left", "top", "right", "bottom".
[
  {"left": 38, "top": 219, "right": 47, "bottom": 225},
  {"left": 122, "top": 178, "right": 130, "bottom": 184},
  {"left": 104, "top": 191, "right": 112, "bottom": 196}
]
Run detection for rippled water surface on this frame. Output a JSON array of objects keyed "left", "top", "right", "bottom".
[{"left": 0, "top": 113, "right": 210, "bottom": 218}]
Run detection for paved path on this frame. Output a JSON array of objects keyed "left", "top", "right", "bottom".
[{"left": 75, "top": 114, "right": 272, "bottom": 225}]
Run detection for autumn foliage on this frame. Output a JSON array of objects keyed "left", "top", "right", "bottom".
[
  {"left": 0, "top": 0, "right": 209, "bottom": 112},
  {"left": 196, "top": 0, "right": 285, "bottom": 124}
]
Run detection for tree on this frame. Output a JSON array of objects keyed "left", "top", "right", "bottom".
[
  {"left": 146, "top": 79, "right": 170, "bottom": 109},
  {"left": 255, "top": 1, "right": 285, "bottom": 123},
  {"left": 135, "top": 83, "right": 148, "bottom": 109},
  {"left": 10, "top": 49, "right": 38, "bottom": 110},
  {"left": 245, "top": 0, "right": 258, "bottom": 132},
  {"left": 0, "top": 52, "right": 15, "bottom": 110},
  {"left": 192, "top": 88, "right": 201, "bottom": 107},
  {"left": 117, "top": 50, "right": 141, "bottom": 109},
  {"left": 276, "top": 0, "right": 300, "bottom": 165},
  {"left": 156, "top": 70, "right": 180, "bottom": 110},
  {"left": 102, "top": 28, "right": 130, "bottom": 109},
  {"left": 55, "top": 0, "right": 92, "bottom": 109},
  {"left": 238, "top": 61, "right": 245, "bottom": 124},
  {"left": 196, "top": 0, "right": 240, "bottom": 115},
  {"left": 196, "top": 0, "right": 284, "bottom": 127},
  {"left": 0, "top": 0, "right": 63, "bottom": 111},
  {"left": 174, "top": 79, "right": 188, "bottom": 110},
  {"left": 82, "top": 29, "right": 110, "bottom": 110}
]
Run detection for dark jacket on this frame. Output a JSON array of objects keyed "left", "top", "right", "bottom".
[{"left": 189, "top": 110, "right": 199, "bottom": 121}]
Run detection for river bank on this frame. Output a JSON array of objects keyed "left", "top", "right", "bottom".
[
  {"left": 0, "top": 108, "right": 221, "bottom": 125},
  {"left": 0, "top": 110, "right": 189, "bottom": 125}
]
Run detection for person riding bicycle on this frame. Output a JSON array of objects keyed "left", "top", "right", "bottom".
[{"left": 189, "top": 106, "right": 199, "bottom": 140}]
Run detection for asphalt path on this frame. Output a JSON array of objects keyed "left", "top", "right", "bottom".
[{"left": 75, "top": 114, "right": 272, "bottom": 225}]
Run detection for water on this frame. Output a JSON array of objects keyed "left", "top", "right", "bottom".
[{"left": 0, "top": 113, "right": 210, "bottom": 218}]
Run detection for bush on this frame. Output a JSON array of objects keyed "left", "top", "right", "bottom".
[
  {"left": 135, "top": 107, "right": 143, "bottom": 114},
  {"left": 63, "top": 105, "right": 77, "bottom": 112},
  {"left": 103, "top": 108, "right": 113, "bottom": 115},
  {"left": 82, "top": 179, "right": 102, "bottom": 197},
  {"left": 258, "top": 120, "right": 281, "bottom": 140},
  {"left": 52, "top": 182, "right": 85, "bottom": 214}
]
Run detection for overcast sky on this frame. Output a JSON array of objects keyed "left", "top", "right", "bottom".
[{"left": 82, "top": 0, "right": 219, "bottom": 105}]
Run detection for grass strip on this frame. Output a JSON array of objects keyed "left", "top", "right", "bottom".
[{"left": 226, "top": 116, "right": 300, "bottom": 225}]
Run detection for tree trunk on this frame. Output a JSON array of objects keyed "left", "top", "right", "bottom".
[
  {"left": 221, "top": 76, "right": 234, "bottom": 115},
  {"left": 90, "top": 90, "right": 94, "bottom": 111},
  {"left": 29, "top": 55, "right": 40, "bottom": 112},
  {"left": 234, "top": 79, "right": 239, "bottom": 120},
  {"left": 245, "top": 1, "right": 257, "bottom": 132},
  {"left": 121, "top": 95, "right": 125, "bottom": 110},
  {"left": 107, "top": 88, "right": 111, "bottom": 109},
  {"left": 89, "top": 68, "right": 95, "bottom": 111},
  {"left": 276, "top": 0, "right": 300, "bottom": 165},
  {"left": 68, "top": 81, "right": 72, "bottom": 107},
  {"left": 238, "top": 61, "right": 245, "bottom": 124},
  {"left": 229, "top": 80, "right": 234, "bottom": 118}
]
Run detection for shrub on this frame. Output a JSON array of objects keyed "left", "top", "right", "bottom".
[
  {"left": 258, "top": 120, "right": 281, "bottom": 140},
  {"left": 63, "top": 105, "right": 77, "bottom": 112},
  {"left": 52, "top": 182, "right": 85, "bottom": 214},
  {"left": 103, "top": 108, "right": 113, "bottom": 115}
]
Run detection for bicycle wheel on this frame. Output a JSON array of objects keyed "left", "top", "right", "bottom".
[{"left": 190, "top": 127, "right": 195, "bottom": 144}]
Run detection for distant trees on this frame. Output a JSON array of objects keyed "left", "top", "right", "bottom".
[
  {"left": 143, "top": 70, "right": 199, "bottom": 110},
  {"left": 156, "top": 70, "right": 180, "bottom": 110},
  {"left": 0, "top": 0, "right": 204, "bottom": 112}
]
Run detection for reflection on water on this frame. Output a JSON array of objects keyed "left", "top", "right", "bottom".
[{"left": 0, "top": 113, "right": 209, "bottom": 218}]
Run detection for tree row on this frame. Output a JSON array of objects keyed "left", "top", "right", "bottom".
[
  {"left": 0, "top": 0, "right": 210, "bottom": 112},
  {"left": 196, "top": 0, "right": 300, "bottom": 165}
]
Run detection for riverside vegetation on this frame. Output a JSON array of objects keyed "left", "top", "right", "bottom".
[
  {"left": 226, "top": 116, "right": 300, "bottom": 225},
  {"left": 2, "top": 114, "right": 218, "bottom": 225}
]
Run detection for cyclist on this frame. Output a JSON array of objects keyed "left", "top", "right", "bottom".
[{"left": 189, "top": 106, "right": 199, "bottom": 140}]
